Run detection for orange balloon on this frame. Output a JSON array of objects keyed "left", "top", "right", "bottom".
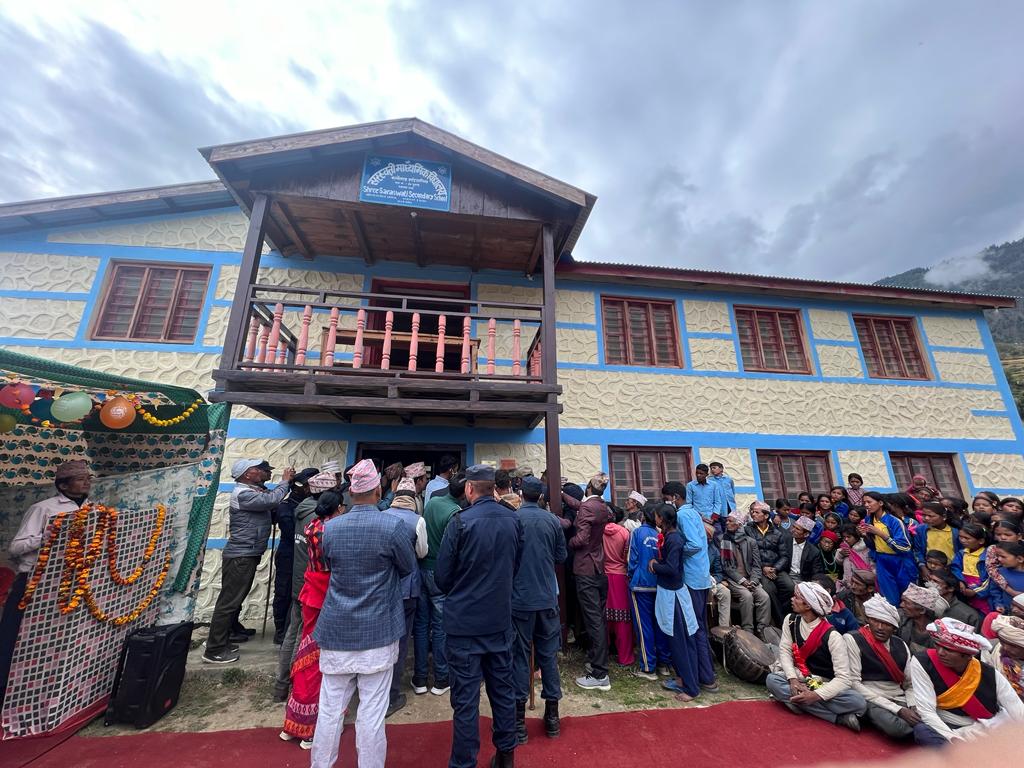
[{"left": 99, "top": 396, "right": 136, "bottom": 429}]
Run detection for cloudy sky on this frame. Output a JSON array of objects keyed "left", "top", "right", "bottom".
[{"left": 1, "top": 1, "right": 1022, "bottom": 284}]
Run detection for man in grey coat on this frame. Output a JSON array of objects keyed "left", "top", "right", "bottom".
[
  {"left": 203, "top": 459, "right": 294, "bottom": 664},
  {"left": 720, "top": 511, "right": 772, "bottom": 638},
  {"left": 311, "top": 459, "right": 416, "bottom": 768}
]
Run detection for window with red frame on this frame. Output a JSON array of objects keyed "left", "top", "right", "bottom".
[
  {"left": 853, "top": 315, "right": 929, "bottom": 379},
  {"left": 92, "top": 262, "right": 210, "bottom": 342},
  {"left": 735, "top": 306, "right": 811, "bottom": 374},
  {"left": 757, "top": 451, "right": 832, "bottom": 503},
  {"left": 602, "top": 297, "right": 681, "bottom": 367},
  {"left": 609, "top": 447, "right": 692, "bottom": 508},
  {"left": 890, "top": 453, "right": 960, "bottom": 496}
]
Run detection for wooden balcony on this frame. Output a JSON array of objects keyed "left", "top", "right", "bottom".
[{"left": 210, "top": 283, "right": 558, "bottom": 426}]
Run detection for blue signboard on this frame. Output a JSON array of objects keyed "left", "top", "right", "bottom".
[{"left": 359, "top": 154, "right": 452, "bottom": 212}]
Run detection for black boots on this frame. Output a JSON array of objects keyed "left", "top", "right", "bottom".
[
  {"left": 543, "top": 699, "right": 560, "bottom": 738},
  {"left": 490, "top": 749, "right": 515, "bottom": 768},
  {"left": 515, "top": 700, "right": 528, "bottom": 744}
]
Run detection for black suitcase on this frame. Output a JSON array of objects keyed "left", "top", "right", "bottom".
[{"left": 104, "top": 621, "right": 193, "bottom": 729}]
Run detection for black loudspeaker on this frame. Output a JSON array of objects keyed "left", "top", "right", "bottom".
[{"left": 105, "top": 621, "right": 193, "bottom": 729}]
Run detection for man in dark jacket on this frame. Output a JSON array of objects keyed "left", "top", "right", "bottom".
[
  {"left": 204, "top": 459, "right": 295, "bottom": 665},
  {"left": 436, "top": 465, "right": 524, "bottom": 768},
  {"left": 511, "top": 476, "right": 567, "bottom": 741},
  {"left": 721, "top": 512, "right": 771, "bottom": 637},
  {"left": 569, "top": 473, "right": 614, "bottom": 691},
  {"left": 782, "top": 517, "right": 826, "bottom": 613},
  {"left": 746, "top": 501, "right": 790, "bottom": 625},
  {"left": 272, "top": 467, "right": 319, "bottom": 644}
]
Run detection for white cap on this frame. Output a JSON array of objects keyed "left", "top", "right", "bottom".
[{"left": 231, "top": 458, "right": 267, "bottom": 479}]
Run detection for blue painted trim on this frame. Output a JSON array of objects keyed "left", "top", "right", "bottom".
[
  {"left": 0, "top": 240, "right": 245, "bottom": 265},
  {"left": 212, "top": 299, "right": 233, "bottom": 307},
  {"left": 593, "top": 290, "right": 607, "bottom": 364},
  {"left": 976, "top": 316, "right": 1024, "bottom": 443},
  {"left": 555, "top": 322, "right": 597, "bottom": 331},
  {"left": 917, "top": 315, "right": 943, "bottom": 383},
  {"left": 196, "top": 264, "right": 220, "bottom": 347},
  {"left": 928, "top": 346, "right": 988, "bottom": 355},
  {"left": 802, "top": 307, "right": 823, "bottom": 377},
  {"left": 687, "top": 331, "right": 733, "bottom": 340},
  {"left": 847, "top": 312, "right": 871, "bottom": 378},
  {"left": 726, "top": 302, "right": 745, "bottom": 371},
  {"left": 0, "top": 336, "right": 224, "bottom": 354},
  {"left": 814, "top": 339, "right": 859, "bottom": 347},
  {"left": 0, "top": 290, "right": 90, "bottom": 300},
  {"left": 971, "top": 409, "right": 1011, "bottom": 418},
  {"left": 553, "top": 360, "right": 999, "bottom": 389},
  {"left": 73, "top": 253, "right": 111, "bottom": 342}
]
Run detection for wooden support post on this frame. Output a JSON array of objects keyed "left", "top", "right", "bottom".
[
  {"left": 222, "top": 193, "right": 270, "bottom": 369},
  {"left": 541, "top": 224, "right": 561, "bottom": 515}
]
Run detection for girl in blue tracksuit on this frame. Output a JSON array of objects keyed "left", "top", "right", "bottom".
[
  {"left": 628, "top": 503, "right": 669, "bottom": 676},
  {"left": 860, "top": 492, "right": 918, "bottom": 606}
]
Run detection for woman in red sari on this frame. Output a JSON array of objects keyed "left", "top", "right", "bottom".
[{"left": 280, "top": 483, "right": 345, "bottom": 749}]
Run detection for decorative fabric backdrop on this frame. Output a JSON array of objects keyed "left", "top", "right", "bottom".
[{"left": 1, "top": 464, "right": 198, "bottom": 739}]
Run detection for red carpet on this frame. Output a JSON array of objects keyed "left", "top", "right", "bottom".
[{"left": 2, "top": 700, "right": 906, "bottom": 767}]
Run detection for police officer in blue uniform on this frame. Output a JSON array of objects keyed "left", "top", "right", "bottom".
[{"left": 436, "top": 464, "right": 524, "bottom": 768}]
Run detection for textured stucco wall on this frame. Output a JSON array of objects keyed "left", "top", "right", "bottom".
[
  {"left": 697, "top": 447, "right": 755, "bottom": 484},
  {"left": 556, "top": 328, "right": 599, "bottom": 364},
  {"left": 964, "top": 453, "right": 1024, "bottom": 491},
  {"left": 817, "top": 344, "right": 863, "bottom": 377},
  {"left": 474, "top": 442, "right": 602, "bottom": 482},
  {"left": 220, "top": 438, "right": 349, "bottom": 483},
  {"left": 933, "top": 351, "right": 997, "bottom": 385},
  {"left": 921, "top": 316, "right": 984, "bottom": 349},
  {"left": 689, "top": 338, "right": 738, "bottom": 371},
  {"left": 1, "top": 298, "right": 85, "bottom": 339},
  {"left": 216, "top": 264, "right": 364, "bottom": 301},
  {"left": 558, "top": 368, "right": 1012, "bottom": 439},
  {"left": 476, "top": 283, "right": 595, "bottom": 325},
  {"left": 50, "top": 211, "right": 255, "bottom": 252},
  {"left": 684, "top": 300, "right": 731, "bottom": 334},
  {"left": 808, "top": 309, "right": 855, "bottom": 341},
  {"left": 836, "top": 451, "right": 891, "bottom": 488},
  {"left": 0, "top": 252, "right": 100, "bottom": 291}
]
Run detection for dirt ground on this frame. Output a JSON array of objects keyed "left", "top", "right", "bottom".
[{"left": 84, "top": 633, "right": 766, "bottom": 737}]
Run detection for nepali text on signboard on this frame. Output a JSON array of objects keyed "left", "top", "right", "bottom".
[{"left": 359, "top": 155, "right": 452, "bottom": 212}]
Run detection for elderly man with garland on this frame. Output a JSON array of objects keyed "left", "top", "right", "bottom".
[
  {"left": 765, "top": 581, "right": 867, "bottom": 731},
  {"left": 1, "top": 459, "right": 93, "bottom": 703},
  {"left": 845, "top": 595, "right": 919, "bottom": 739},
  {"left": 908, "top": 617, "right": 1024, "bottom": 746},
  {"left": 204, "top": 458, "right": 295, "bottom": 665}
]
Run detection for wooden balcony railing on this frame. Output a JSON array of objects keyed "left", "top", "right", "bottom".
[{"left": 231, "top": 284, "right": 547, "bottom": 383}]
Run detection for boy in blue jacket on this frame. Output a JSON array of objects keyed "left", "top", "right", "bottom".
[{"left": 628, "top": 504, "right": 669, "bottom": 679}]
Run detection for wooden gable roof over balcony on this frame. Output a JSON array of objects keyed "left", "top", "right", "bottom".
[{"left": 199, "top": 118, "right": 596, "bottom": 272}]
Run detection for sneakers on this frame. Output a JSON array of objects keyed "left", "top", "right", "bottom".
[
  {"left": 838, "top": 713, "right": 861, "bottom": 732},
  {"left": 280, "top": 730, "right": 314, "bottom": 749},
  {"left": 201, "top": 650, "right": 240, "bottom": 665},
  {"left": 386, "top": 694, "right": 407, "bottom": 718},
  {"left": 412, "top": 678, "right": 428, "bottom": 695},
  {"left": 229, "top": 632, "right": 251, "bottom": 644},
  {"left": 574, "top": 674, "right": 611, "bottom": 691},
  {"left": 701, "top": 681, "right": 721, "bottom": 693},
  {"left": 300, "top": 740, "right": 313, "bottom": 750},
  {"left": 430, "top": 679, "right": 451, "bottom": 695},
  {"left": 656, "top": 665, "right": 672, "bottom": 677},
  {"left": 633, "top": 669, "right": 658, "bottom": 681},
  {"left": 272, "top": 683, "right": 289, "bottom": 703},
  {"left": 202, "top": 641, "right": 239, "bottom": 653},
  {"left": 234, "top": 625, "right": 257, "bottom": 636}
]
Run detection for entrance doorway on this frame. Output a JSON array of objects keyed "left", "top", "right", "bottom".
[{"left": 355, "top": 442, "right": 467, "bottom": 479}]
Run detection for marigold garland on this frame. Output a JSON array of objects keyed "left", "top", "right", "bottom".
[
  {"left": 18, "top": 502, "right": 171, "bottom": 626},
  {"left": 125, "top": 394, "right": 203, "bottom": 428}
]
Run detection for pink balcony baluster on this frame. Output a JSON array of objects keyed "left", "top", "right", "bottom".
[
  {"left": 486, "top": 318, "right": 496, "bottom": 375},
  {"left": 460, "top": 316, "right": 472, "bottom": 374},
  {"left": 243, "top": 315, "right": 260, "bottom": 367},
  {"left": 323, "top": 308, "right": 339, "bottom": 368},
  {"left": 353, "top": 308, "right": 366, "bottom": 369},
  {"left": 435, "top": 314, "right": 447, "bottom": 373},
  {"left": 381, "top": 310, "right": 394, "bottom": 370},
  {"left": 265, "top": 302, "right": 284, "bottom": 365},
  {"left": 409, "top": 313, "right": 420, "bottom": 371},
  {"left": 512, "top": 319, "right": 522, "bottom": 376},
  {"left": 256, "top": 323, "right": 270, "bottom": 364},
  {"left": 530, "top": 341, "right": 542, "bottom": 377},
  {"left": 275, "top": 343, "right": 288, "bottom": 370},
  {"left": 295, "top": 305, "right": 312, "bottom": 366}
]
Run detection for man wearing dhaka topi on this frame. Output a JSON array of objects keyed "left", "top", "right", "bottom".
[{"left": 908, "top": 617, "right": 1024, "bottom": 746}]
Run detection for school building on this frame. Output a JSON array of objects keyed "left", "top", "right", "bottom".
[{"left": 1, "top": 118, "right": 1022, "bottom": 619}]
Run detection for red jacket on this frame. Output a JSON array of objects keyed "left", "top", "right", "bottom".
[{"left": 569, "top": 496, "right": 613, "bottom": 576}]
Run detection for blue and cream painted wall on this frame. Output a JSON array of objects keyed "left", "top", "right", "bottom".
[{"left": 3, "top": 207, "right": 1024, "bottom": 617}]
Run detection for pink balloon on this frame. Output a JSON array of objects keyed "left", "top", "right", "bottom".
[{"left": 0, "top": 383, "right": 36, "bottom": 409}]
